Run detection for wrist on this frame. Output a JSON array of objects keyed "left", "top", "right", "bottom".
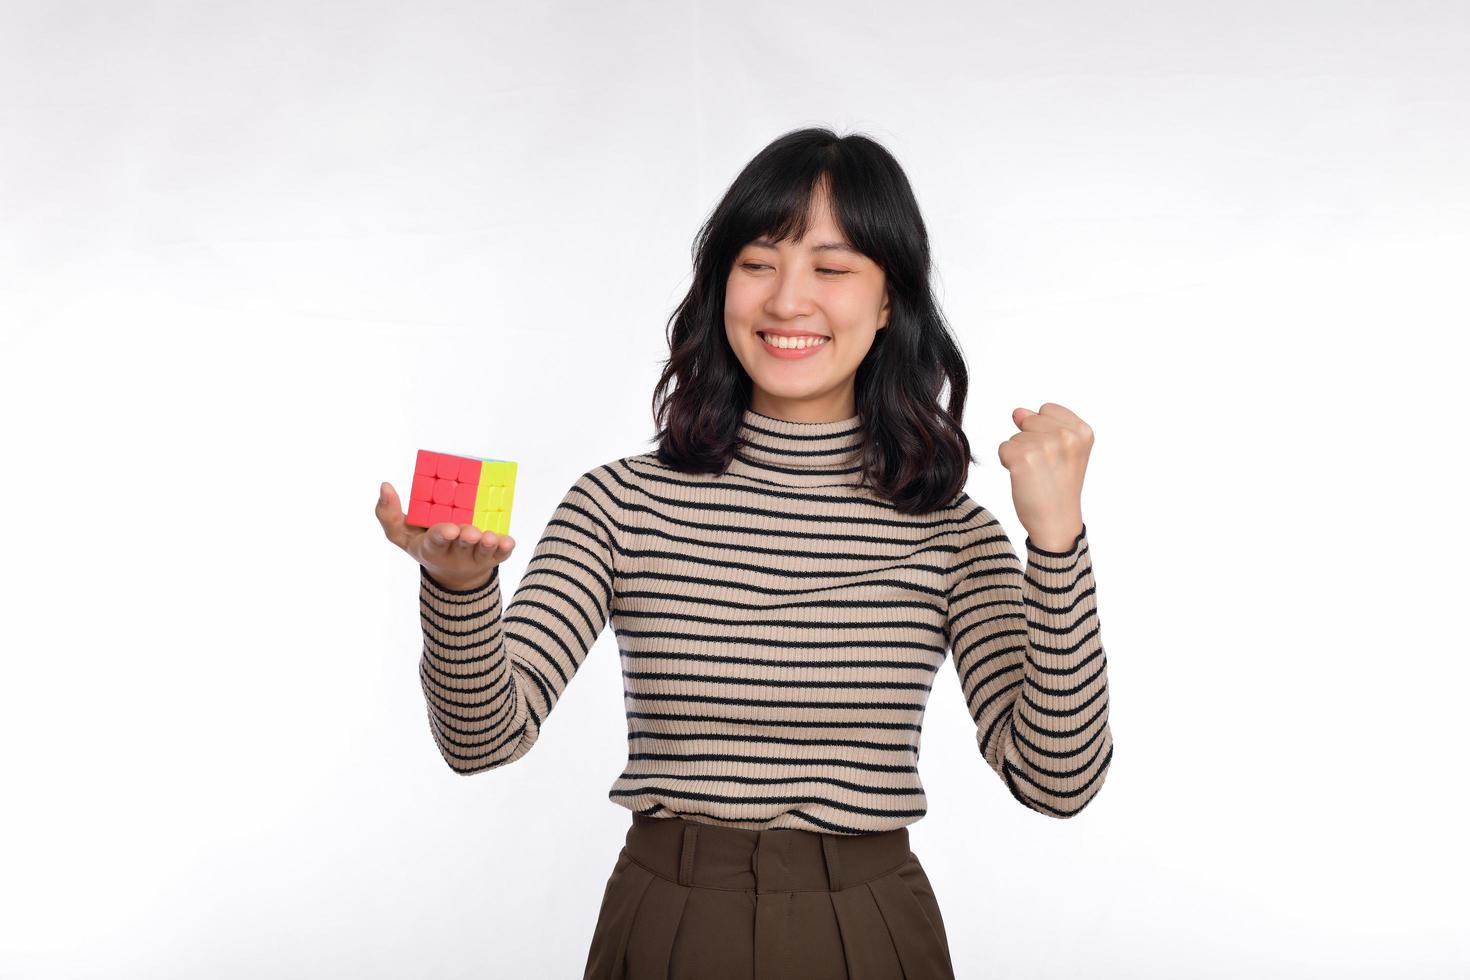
[
  {"left": 422, "top": 565, "right": 495, "bottom": 593},
  {"left": 1026, "top": 519, "right": 1084, "bottom": 554}
]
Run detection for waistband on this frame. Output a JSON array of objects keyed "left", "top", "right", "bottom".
[{"left": 621, "top": 813, "right": 913, "bottom": 895}]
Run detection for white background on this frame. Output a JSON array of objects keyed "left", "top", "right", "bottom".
[{"left": 2, "top": 1, "right": 1467, "bottom": 977}]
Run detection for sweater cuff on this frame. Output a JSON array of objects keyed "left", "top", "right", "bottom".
[
  {"left": 419, "top": 564, "right": 500, "bottom": 620},
  {"left": 420, "top": 563, "right": 499, "bottom": 594},
  {"left": 1024, "top": 523, "right": 1086, "bottom": 563},
  {"left": 1024, "top": 524, "right": 1088, "bottom": 592},
  {"left": 1023, "top": 524, "right": 1092, "bottom": 633}
]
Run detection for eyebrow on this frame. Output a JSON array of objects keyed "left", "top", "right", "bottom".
[{"left": 749, "top": 236, "right": 861, "bottom": 256}]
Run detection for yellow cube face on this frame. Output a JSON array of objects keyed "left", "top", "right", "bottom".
[
  {"left": 471, "top": 459, "right": 518, "bottom": 535},
  {"left": 473, "top": 509, "right": 511, "bottom": 535}
]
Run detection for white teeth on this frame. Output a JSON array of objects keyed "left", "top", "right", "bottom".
[{"left": 760, "top": 332, "right": 829, "bottom": 350}]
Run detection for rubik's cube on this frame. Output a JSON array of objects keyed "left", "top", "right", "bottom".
[{"left": 406, "top": 450, "right": 518, "bottom": 535}]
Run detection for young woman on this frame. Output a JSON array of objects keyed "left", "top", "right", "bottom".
[{"left": 376, "top": 127, "right": 1112, "bottom": 979}]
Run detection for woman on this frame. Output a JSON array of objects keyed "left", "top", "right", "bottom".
[{"left": 375, "top": 127, "right": 1112, "bottom": 979}]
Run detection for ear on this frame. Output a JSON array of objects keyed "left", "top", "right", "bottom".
[{"left": 878, "top": 291, "right": 891, "bottom": 330}]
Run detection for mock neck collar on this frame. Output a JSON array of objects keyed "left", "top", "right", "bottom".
[{"left": 729, "top": 407, "right": 866, "bottom": 487}]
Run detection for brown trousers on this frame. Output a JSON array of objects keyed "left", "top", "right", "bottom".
[{"left": 583, "top": 812, "right": 956, "bottom": 979}]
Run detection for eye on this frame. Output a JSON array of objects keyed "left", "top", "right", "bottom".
[{"left": 740, "top": 262, "right": 849, "bottom": 277}]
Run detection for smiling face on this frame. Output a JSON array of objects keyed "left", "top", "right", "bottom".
[{"left": 724, "top": 181, "right": 891, "bottom": 422}]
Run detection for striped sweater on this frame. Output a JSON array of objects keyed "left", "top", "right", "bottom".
[{"left": 417, "top": 408, "right": 1113, "bottom": 835}]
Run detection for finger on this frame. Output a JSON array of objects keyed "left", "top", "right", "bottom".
[
  {"left": 1037, "top": 402, "right": 1087, "bottom": 427},
  {"left": 1034, "top": 402, "right": 1081, "bottom": 423},
  {"left": 1013, "top": 409, "right": 1068, "bottom": 434},
  {"left": 452, "top": 525, "right": 485, "bottom": 550},
  {"left": 1000, "top": 430, "right": 1053, "bottom": 464},
  {"left": 1007, "top": 429, "right": 1067, "bottom": 454},
  {"left": 376, "top": 482, "right": 408, "bottom": 546},
  {"left": 1042, "top": 402, "right": 1094, "bottom": 442},
  {"left": 477, "top": 532, "right": 512, "bottom": 558},
  {"left": 423, "top": 521, "right": 463, "bottom": 557},
  {"left": 999, "top": 434, "right": 1058, "bottom": 470},
  {"left": 1017, "top": 407, "right": 1092, "bottom": 443},
  {"left": 448, "top": 525, "right": 508, "bottom": 561}
]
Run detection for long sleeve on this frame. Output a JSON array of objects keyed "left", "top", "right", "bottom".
[
  {"left": 417, "top": 466, "right": 622, "bottom": 774},
  {"left": 944, "top": 498, "right": 1113, "bottom": 817}
]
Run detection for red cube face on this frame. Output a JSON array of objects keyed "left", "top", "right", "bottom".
[
  {"left": 407, "top": 449, "right": 516, "bottom": 534},
  {"left": 434, "top": 454, "right": 460, "bottom": 480},
  {"left": 432, "top": 477, "right": 457, "bottom": 505}
]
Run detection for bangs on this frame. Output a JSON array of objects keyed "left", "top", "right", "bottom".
[{"left": 734, "top": 170, "right": 844, "bottom": 251}]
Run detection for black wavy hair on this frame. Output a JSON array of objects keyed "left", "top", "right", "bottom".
[{"left": 650, "top": 126, "right": 973, "bottom": 515}]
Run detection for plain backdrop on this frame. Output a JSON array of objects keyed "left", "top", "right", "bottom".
[{"left": 2, "top": 1, "right": 1467, "bottom": 977}]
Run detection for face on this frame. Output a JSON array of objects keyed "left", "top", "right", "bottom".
[{"left": 724, "top": 183, "right": 890, "bottom": 422}]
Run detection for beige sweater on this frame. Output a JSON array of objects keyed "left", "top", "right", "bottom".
[{"left": 418, "top": 408, "right": 1113, "bottom": 834}]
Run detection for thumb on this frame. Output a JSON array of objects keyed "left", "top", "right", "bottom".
[
  {"left": 375, "top": 481, "right": 408, "bottom": 545},
  {"left": 376, "top": 481, "right": 401, "bottom": 520}
]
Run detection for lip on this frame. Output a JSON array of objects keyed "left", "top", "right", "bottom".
[
  {"left": 757, "top": 330, "right": 830, "bottom": 360},
  {"left": 759, "top": 329, "right": 830, "bottom": 339}
]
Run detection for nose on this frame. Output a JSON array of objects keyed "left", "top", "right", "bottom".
[{"left": 764, "top": 269, "right": 816, "bottom": 320}]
